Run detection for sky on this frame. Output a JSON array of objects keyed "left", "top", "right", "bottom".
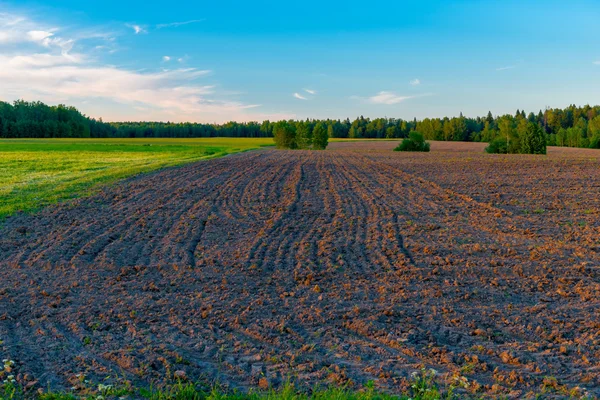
[{"left": 1, "top": 0, "right": 600, "bottom": 123}]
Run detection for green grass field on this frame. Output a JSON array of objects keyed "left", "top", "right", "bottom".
[
  {"left": 2, "top": 372, "right": 447, "bottom": 400},
  {"left": 0, "top": 138, "right": 274, "bottom": 219}
]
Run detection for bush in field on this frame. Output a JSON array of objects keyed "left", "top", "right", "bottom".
[
  {"left": 295, "top": 121, "right": 313, "bottom": 149},
  {"left": 589, "top": 137, "right": 600, "bottom": 149},
  {"left": 312, "top": 122, "right": 329, "bottom": 150},
  {"left": 394, "top": 132, "right": 430, "bottom": 152},
  {"left": 273, "top": 121, "right": 329, "bottom": 150},
  {"left": 485, "top": 138, "right": 509, "bottom": 154},
  {"left": 273, "top": 121, "right": 297, "bottom": 149}
]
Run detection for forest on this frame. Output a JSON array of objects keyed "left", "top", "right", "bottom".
[{"left": 2, "top": 100, "right": 600, "bottom": 149}]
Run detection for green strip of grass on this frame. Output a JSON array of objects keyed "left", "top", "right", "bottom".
[
  {"left": 0, "top": 365, "right": 578, "bottom": 399},
  {"left": 0, "top": 138, "right": 273, "bottom": 220},
  {"left": 2, "top": 378, "right": 447, "bottom": 400}
]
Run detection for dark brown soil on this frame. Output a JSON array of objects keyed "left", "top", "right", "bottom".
[{"left": 0, "top": 141, "right": 599, "bottom": 398}]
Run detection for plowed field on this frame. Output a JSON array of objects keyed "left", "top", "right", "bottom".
[{"left": 1, "top": 141, "right": 599, "bottom": 398}]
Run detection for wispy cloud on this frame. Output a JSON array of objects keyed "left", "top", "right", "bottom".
[
  {"left": 293, "top": 92, "right": 307, "bottom": 100},
  {"left": 176, "top": 55, "right": 190, "bottom": 63},
  {"left": 410, "top": 78, "right": 420, "bottom": 86},
  {"left": 156, "top": 19, "right": 205, "bottom": 29},
  {"left": 162, "top": 55, "right": 171, "bottom": 62},
  {"left": 368, "top": 91, "right": 413, "bottom": 105},
  {"left": 0, "top": 13, "right": 27, "bottom": 43},
  {"left": 125, "top": 20, "right": 205, "bottom": 34},
  {"left": 496, "top": 65, "right": 515, "bottom": 71},
  {"left": 126, "top": 24, "right": 146, "bottom": 34},
  {"left": 593, "top": 60, "right": 600, "bottom": 65},
  {"left": 0, "top": 11, "right": 291, "bottom": 123},
  {"left": 351, "top": 91, "right": 432, "bottom": 105},
  {"left": 303, "top": 88, "right": 316, "bottom": 95}
]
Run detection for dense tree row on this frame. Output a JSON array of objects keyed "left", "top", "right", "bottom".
[
  {"left": 415, "top": 106, "right": 600, "bottom": 149},
  {"left": 0, "top": 101, "right": 274, "bottom": 139},
  {"left": 2, "top": 100, "right": 600, "bottom": 150},
  {"left": 109, "top": 121, "right": 273, "bottom": 138},
  {"left": 0, "top": 100, "right": 93, "bottom": 138}
]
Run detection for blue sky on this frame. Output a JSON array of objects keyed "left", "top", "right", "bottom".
[{"left": 1, "top": 0, "right": 599, "bottom": 122}]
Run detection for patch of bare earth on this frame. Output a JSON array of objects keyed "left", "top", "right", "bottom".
[{"left": 0, "top": 141, "right": 598, "bottom": 398}]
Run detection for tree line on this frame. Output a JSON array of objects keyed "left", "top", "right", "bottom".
[
  {"left": 2, "top": 100, "right": 600, "bottom": 150},
  {"left": 416, "top": 106, "right": 600, "bottom": 149}
]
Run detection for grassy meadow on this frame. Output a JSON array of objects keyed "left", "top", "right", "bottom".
[{"left": 0, "top": 138, "right": 273, "bottom": 219}]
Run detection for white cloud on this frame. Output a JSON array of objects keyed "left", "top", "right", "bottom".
[
  {"left": 162, "top": 55, "right": 171, "bottom": 62},
  {"left": 0, "top": 11, "right": 291, "bottom": 123},
  {"left": 156, "top": 19, "right": 205, "bottom": 29},
  {"left": 0, "top": 55, "right": 212, "bottom": 105},
  {"left": 303, "top": 88, "right": 316, "bottom": 95},
  {"left": 368, "top": 91, "right": 413, "bottom": 105},
  {"left": 594, "top": 60, "right": 600, "bottom": 65},
  {"left": 127, "top": 24, "right": 146, "bottom": 34},
  {"left": 496, "top": 66, "right": 515, "bottom": 71},
  {"left": 293, "top": 93, "right": 307, "bottom": 100},
  {"left": 27, "top": 30, "right": 54, "bottom": 43},
  {"left": 0, "top": 13, "right": 74, "bottom": 55},
  {"left": 410, "top": 78, "right": 420, "bottom": 86}
]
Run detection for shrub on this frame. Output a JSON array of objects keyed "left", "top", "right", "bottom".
[
  {"left": 312, "top": 122, "right": 329, "bottom": 150},
  {"left": 394, "top": 132, "right": 430, "bottom": 152},
  {"left": 589, "top": 136, "right": 600, "bottom": 149},
  {"left": 273, "top": 121, "right": 328, "bottom": 150},
  {"left": 485, "top": 138, "right": 509, "bottom": 154},
  {"left": 273, "top": 121, "right": 297, "bottom": 149}
]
